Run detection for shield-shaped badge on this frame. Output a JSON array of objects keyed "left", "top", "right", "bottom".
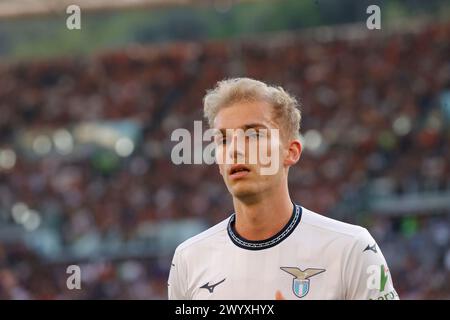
[
  {"left": 281, "top": 267, "right": 326, "bottom": 299},
  {"left": 293, "top": 278, "right": 310, "bottom": 298}
]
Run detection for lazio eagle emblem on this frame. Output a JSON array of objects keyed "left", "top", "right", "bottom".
[{"left": 280, "top": 267, "right": 326, "bottom": 298}]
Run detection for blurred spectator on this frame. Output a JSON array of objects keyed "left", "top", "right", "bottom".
[{"left": 0, "top": 23, "right": 449, "bottom": 299}]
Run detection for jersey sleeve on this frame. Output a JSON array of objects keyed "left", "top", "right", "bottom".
[
  {"left": 344, "top": 228, "right": 399, "bottom": 300},
  {"left": 168, "top": 246, "right": 188, "bottom": 300}
]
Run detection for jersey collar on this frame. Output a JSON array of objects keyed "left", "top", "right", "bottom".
[{"left": 227, "top": 203, "right": 302, "bottom": 250}]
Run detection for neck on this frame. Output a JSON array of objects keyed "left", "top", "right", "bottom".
[{"left": 232, "top": 181, "right": 293, "bottom": 241}]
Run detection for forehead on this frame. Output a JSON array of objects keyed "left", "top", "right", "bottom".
[{"left": 213, "top": 100, "right": 277, "bottom": 129}]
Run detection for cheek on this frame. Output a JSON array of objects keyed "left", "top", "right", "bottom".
[
  {"left": 271, "top": 139, "right": 289, "bottom": 166},
  {"left": 260, "top": 138, "right": 283, "bottom": 163},
  {"left": 215, "top": 147, "right": 225, "bottom": 175},
  {"left": 215, "top": 146, "right": 223, "bottom": 164}
]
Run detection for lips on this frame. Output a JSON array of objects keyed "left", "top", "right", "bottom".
[{"left": 228, "top": 164, "right": 251, "bottom": 179}]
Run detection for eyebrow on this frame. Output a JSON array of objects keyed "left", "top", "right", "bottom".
[{"left": 216, "top": 123, "right": 270, "bottom": 136}]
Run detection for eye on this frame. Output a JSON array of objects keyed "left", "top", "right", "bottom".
[
  {"left": 246, "top": 130, "right": 267, "bottom": 139},
  {"left": 215, "top": 135, "right": 227, "bottom": 145},
  {"left": 245, "top": 130, "right": 259, "bottom": 138}
]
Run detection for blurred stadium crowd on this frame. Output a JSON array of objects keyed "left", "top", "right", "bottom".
[{"left": 0, "top": 22, "right": 449, "bottom": 299}]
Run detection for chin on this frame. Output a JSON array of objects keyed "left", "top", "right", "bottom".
[{"left": 229, "top": 183, "right": 260, "bottom": 199}]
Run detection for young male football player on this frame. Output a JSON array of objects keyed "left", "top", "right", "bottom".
[{"left": 168, "top": 78, "right": 398, "bottom": 300}]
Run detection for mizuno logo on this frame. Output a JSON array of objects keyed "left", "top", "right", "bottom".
[
  {"left": 364, "top": 243, "right": 377, "bottom": 253},
  {"left": 200, "top": 278, "right": 226, "bottom": 293}
]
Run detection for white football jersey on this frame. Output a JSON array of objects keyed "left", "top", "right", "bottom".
[{"left": 168, "top": 204, "right": 399, "bottom": 300}]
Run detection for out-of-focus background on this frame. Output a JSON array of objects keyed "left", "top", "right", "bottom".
[{"left": 0, "top": 0, "right": 449, "bottom": 300}]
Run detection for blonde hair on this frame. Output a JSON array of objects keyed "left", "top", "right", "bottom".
[{"left": 203, "top": 77, "right": 301, "bottom": 140}]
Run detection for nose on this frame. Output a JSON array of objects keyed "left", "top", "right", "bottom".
[{"left": 227, "top": 130, "right": 245, "bottom": 164}]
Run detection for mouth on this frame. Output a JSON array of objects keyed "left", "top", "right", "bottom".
[{"left": 228, "top": 164, "right": 251, "bottom": 180}]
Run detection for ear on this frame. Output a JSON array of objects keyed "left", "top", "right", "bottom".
[{"left": 284, "top": 139, "right": 302, "bottom": 167}]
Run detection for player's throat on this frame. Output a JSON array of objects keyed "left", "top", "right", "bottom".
[
  {"left": 227, "top": 203, "right": 301, "bottom": 251},
  {"left": 230, "top": 201, "right": 296, "bottom": 243}
]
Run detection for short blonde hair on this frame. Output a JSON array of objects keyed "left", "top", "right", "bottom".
[{"left": 203, "top": 77, "right": 301, "bottom": 140}]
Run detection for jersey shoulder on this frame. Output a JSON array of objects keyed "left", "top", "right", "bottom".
[
  {"left": 300, "top": 206, "right": 367, "bottom": 239},
  {"left": 175, "top": 216, "right": 230, "bottom": 254}
]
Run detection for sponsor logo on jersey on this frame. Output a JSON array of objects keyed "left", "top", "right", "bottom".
[
  {"left": 366, "top": 264, "right": 389, "bottom": 292},
  {"left": 363, "top": 243, "right": 377, "bottom": 253},
  {"left": 280, "top": 267, "right": 326, "bottom": 298},
  {"left": 200, "top": 278, "right": 226, "bottom": 293},
  {"left": 370, "top": 289, "right": 399, "bottom": 300}
]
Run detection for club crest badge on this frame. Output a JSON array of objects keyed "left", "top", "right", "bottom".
[{"left": 280, "top": 267, "right": 326, "bottom": 298}]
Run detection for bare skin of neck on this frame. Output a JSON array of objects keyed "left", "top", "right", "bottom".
[{"left": 232, "top": 180, "right": 294, "bottom": 241}]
